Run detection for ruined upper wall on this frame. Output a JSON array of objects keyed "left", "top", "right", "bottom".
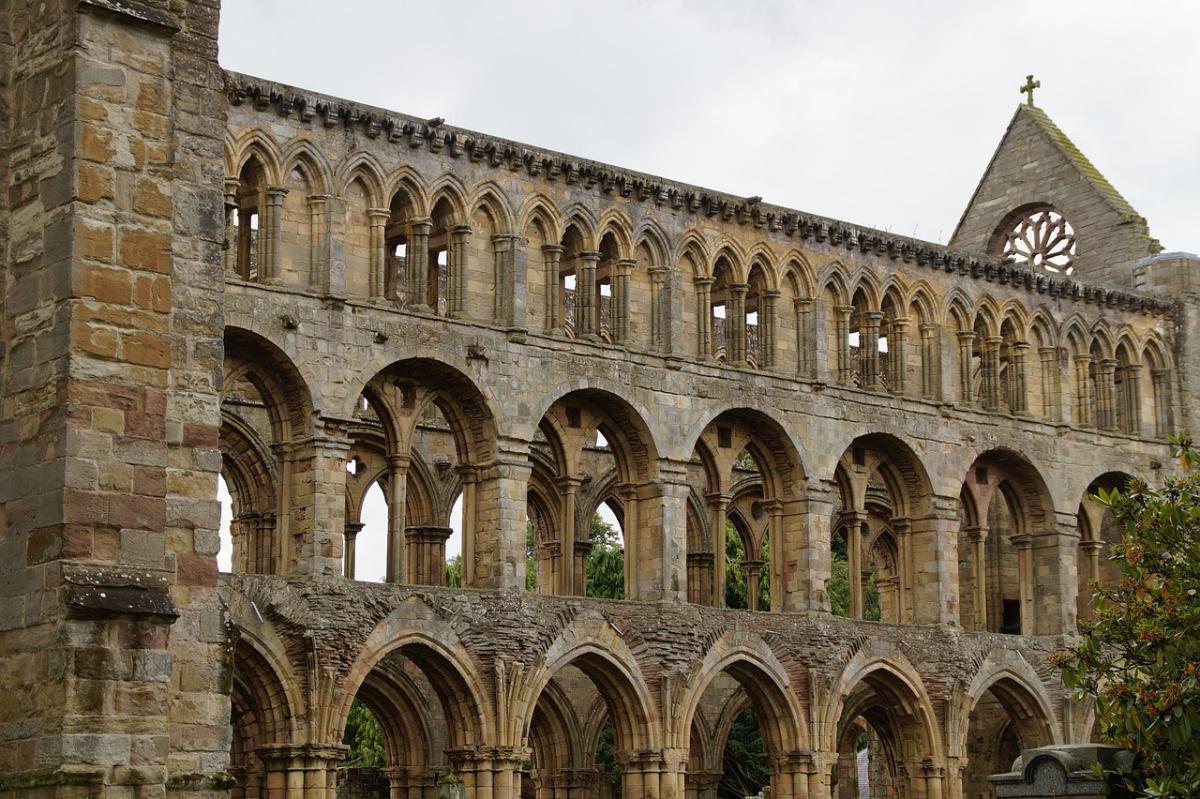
[{"left": 223, "top": 72, "right": 1172, "bottom": 320}]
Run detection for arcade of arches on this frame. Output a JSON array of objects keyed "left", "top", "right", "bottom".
[
  {"left": 8, "top": 9, "right": 1194, "bottom": 799},
  {"left": 209, "top": 72, "right": 1186, "bottom": 799}
]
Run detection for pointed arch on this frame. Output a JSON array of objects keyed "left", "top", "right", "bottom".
[
  {"left": 230, "top": 128, "right": 283, "bottom": 184},
  {"left": 278, "top": 138, "right": 332, "bottom": 194},
  {"left": 517, "top": 193, "right": 563, "bottom": 244},
  {"left": 427, "top": 174, "right": 469, "bottom": 224},
  {"left": 674, "top": 230, "right": 711, "bottom": 277},
  {"left": 335, "top": 152, "right": 387, "bottom": 207},
  {"left": 467, "top": 180, "right": 516, "bottom": 232},
  {"left": 384, "top": 165, "right": 430, "bottom": 218}
]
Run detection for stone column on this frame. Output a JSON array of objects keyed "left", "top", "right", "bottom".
[
  {"left": 1074, "top": 353, "right": 1094, "bottom": 427},
  {"left": 687, "top": 552, "right": 714, "bottom": 606},
  {"left": 406, "top": 218, "right": 433, "bottom": 311},
  {"left": 835, "top": 305, "right": 854, "bottom": 385},
  {"left": 1010, "top": 342, "right": 1030, "bottom": 415},
  {"left": 492, "top": 233, "right": 526, "bottom": 329},
  {"left": 760, "top": 289, "right": 780, "bottom": 369},
  {"left": 447, "top": 224, "right": 471, "bottom": 318},
  {"left": 558, "top": 475, "right": 581, "bottom": 596},
  {"left": 1152, "top": 367, "right": 1172, "bottom": 437},
  {"left": 890, "top": 515, "right": 913, "bottom": 624},
  {"left": 405, "top": 525, "right": 453, "bottom": 585},
  {"left": 620, "top": 481, "right": 641, "bottom": 600},
  {"left": 542, "top": 244, "right": 564, "bottom": 333},
  {"left": 260, "top": 744, "right": 346, "bottom": 799},
  {"left": 957, "top": 330, "right": 976, "bottom": 404},
  {"left": 922, "top": 761, "right": 945, "bottom": 799},
  {"left": 861, "top": 311, "right": 882, "bottom": 390},
  {"left": 272, "top": 442, "right": 296, "bottom": 575},
  {"left": 1097, "top": 358, "right": 1118, "bottom": 431},
  {"left": 468, "top": 445, "right": 532, "bottom": 591},
  {"left": 983, "top": 336, "right": 1003, "bottom": 410},
  {"left": 365, "top": 207, "right": 389, "bottom": 299},
  {"left": 919, "top": 323, "right": 938, "bottom": 399},
  {"left": 728, "top": 283, "right": 749, "bottom": 365},
  {"left": 763, "top": 498, "right": 784, "bottom": 613},
  {"left": 965, "top": 525, "right": 988, "bottom": 631},
  {"left": 744, "top": 559, "right": 763, "bottom": 611},
  {"left": 1122, "top": 363, "right": 1144, "bottom": 434},
  {"left": 573, "top": 539, "right": 592, "bottom": 599},
  {"left": 263, "top": 186, "right": 287, "bottom": 284},
  {"left": 292, "top": 427, "right": 351, "bottom": 577},
  {"left": 1078, "top": 538, "right": 1103, "bottom": 622},
  {"left": 631, "top": 463, "right": 690, "bottom": 603},
  {"left": 307, "top": 194, "right": 333, "bottom": 293},
  {"left": 889, "top": 316, "right": 909, "bottom": 394},
  {"left": 649, "top": 265, "right": 668, "bottom": 351},
  {"left": 843, "top": 512, "right": 867, "bottom": 619},
  {"left": 1011, "top": 533, "right": 1035, "bottom": 635},
  {"left": 385, "top": 454, "right": 409, "bottom": 585},
  {"left": 708, "top": 493, "right": 731, "bottom": 607},
  {"left": 795, "top": 297, "right": 815, "bottom": 378},
  {"left": 695, "top": 277, "right": 714, "bottom": 359},
  {"left": 576, "top": 250, "right": 601, "bottom": 340},
  {"left": 224, "top": 177, "right": 240, "bottom": 277},
  {"left": 1039, "top": 346, "right": 1060, "bottom": 421},
  {"left": 344, "top": 521, "right": 364, "bottom": 579},
  {"left": 614, "top": 257, "right": 635, "bottom": 344}
]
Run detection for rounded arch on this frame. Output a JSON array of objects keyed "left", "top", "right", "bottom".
[
  {"left": 834, "top": 431, "right": 934, "bottom": 520},
  {"left": 359, "top": 356, "right": 498, "bottom": 466},
  {"left": 530, "top": 386, "right": 662, "bottom": 483},
  {"left": 222, "top": 326, "right": 315, "bottom": 445}
]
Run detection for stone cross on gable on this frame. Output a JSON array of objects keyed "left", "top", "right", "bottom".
[{"left": 1021, "top": 74, "right": 1041, "bottom": 106}]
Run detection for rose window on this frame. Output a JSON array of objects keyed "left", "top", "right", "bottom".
[{"left": 998, "top": 205, "right": 1076, "bottom": 274}]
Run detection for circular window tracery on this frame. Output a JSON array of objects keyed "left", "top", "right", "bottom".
[{"left": 997, "top": 205, "right": 1076, "bottom": 274}]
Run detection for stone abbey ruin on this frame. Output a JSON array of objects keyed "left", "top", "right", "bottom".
[{"left": 3, "top": 3, "right": 1199, "bottom": 799}]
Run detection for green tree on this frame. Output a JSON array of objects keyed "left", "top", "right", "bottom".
[
  {"left": 586, "top": 512, "right": 625, "bottom": 599},
  {"left": 827, "top": 532, "right": 880, "bottom": 620},
  {"left": 595, "top": 723, "right": 621, "bottom": 797},
  {"left": 445, "top": 553, "right": 462, "bottom": 588},
  {"left": 1053, "top": 436, "right": 1200, "bottom": 798},
  {"left": 341, "top": 699, "right": 385, "bottom": 768},
  {"left": 720, "top": 709, "right": 770, "bottom": 799}
]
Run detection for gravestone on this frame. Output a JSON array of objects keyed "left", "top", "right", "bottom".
[{"left": 989, "top": 744, "right": 1136, "bottom": 798}]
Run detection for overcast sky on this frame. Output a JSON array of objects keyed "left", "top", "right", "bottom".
[
  {"left": 219, "top": 0, "right": 1199, "bottom": 252},
  {"left": 215, "top": 1, "right": 1199, "bottom": 578}
]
